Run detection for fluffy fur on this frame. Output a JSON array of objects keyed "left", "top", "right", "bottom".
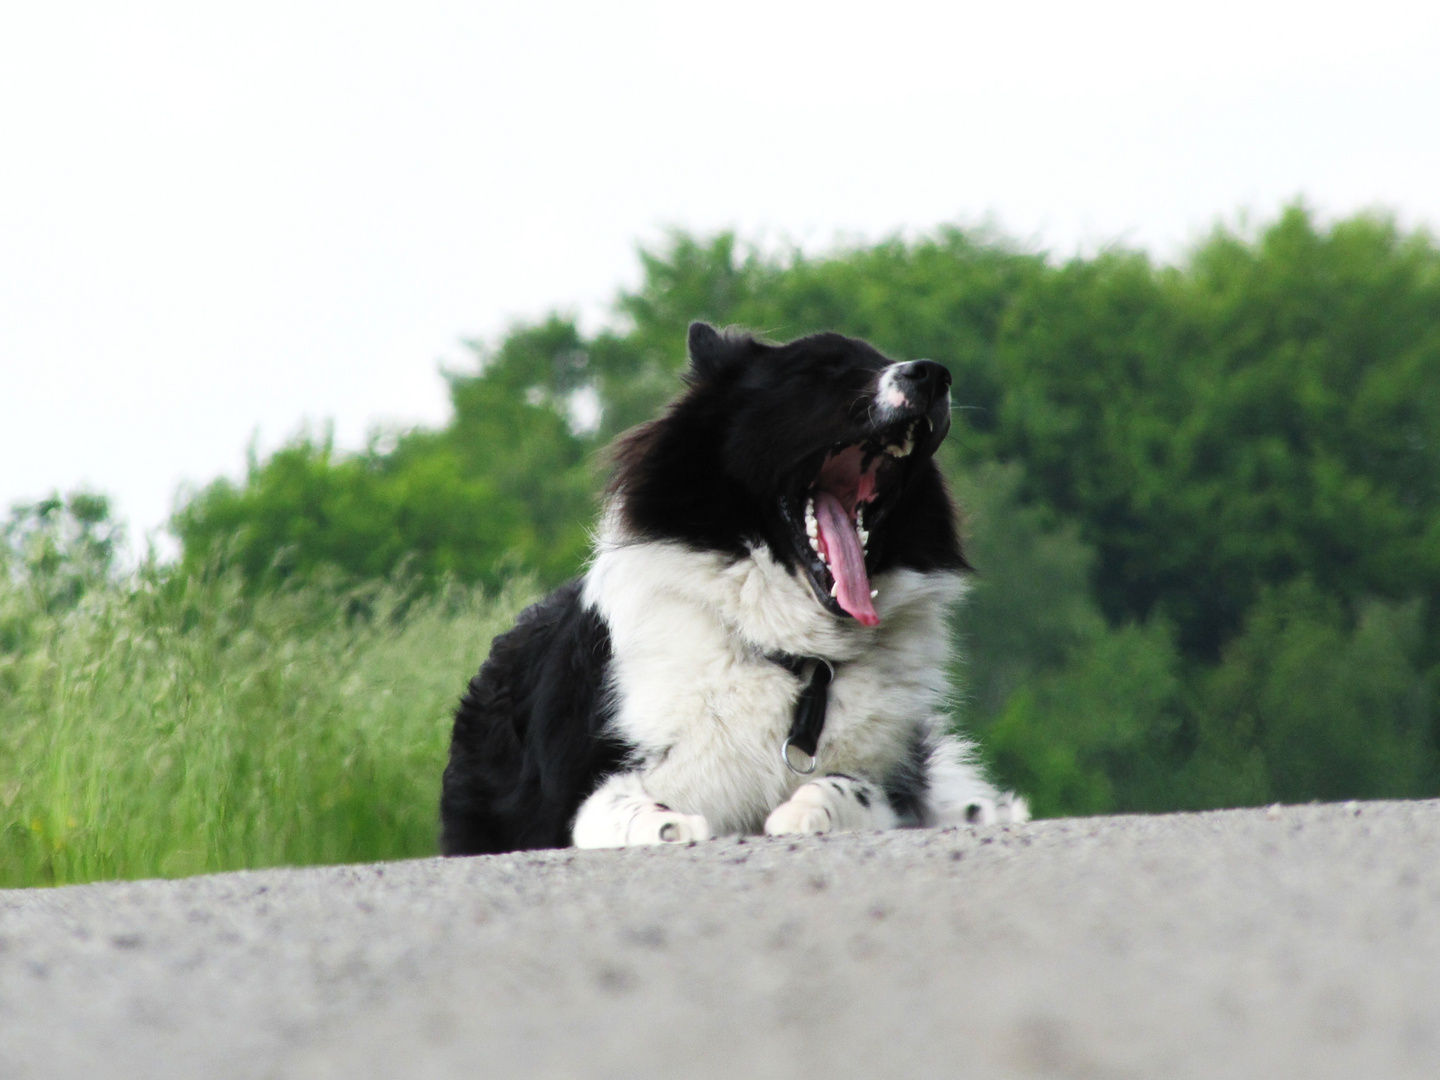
[{"left": 440, "top": 323, "right": 1026, "bottom": 855}]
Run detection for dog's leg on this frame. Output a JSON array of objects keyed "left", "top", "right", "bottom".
[
  {"left": 764, "top": 774, "right": 899, "bottom": 836},
  {"left": 922, "top": 735, "right": 1031, "bottom": 826},
  {"left": 572, "top": 772, "right": 712, "bottom": 848}
]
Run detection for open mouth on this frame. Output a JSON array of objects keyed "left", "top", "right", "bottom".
[{"left": 787, "top": 417, "right": 930, "bottom": 627}]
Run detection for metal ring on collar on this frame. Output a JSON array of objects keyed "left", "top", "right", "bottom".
[{"left": 782, "top": 738, "right": 818, "bottom": 775}]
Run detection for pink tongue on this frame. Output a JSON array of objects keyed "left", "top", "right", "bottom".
[{"left": 814, "top": 490, "right": 879, "bottom": 626}]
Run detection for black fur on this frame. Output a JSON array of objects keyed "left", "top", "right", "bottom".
[
  {"left": 439, "top": 324, "right": 965, "bottom": 855},
  {"left": 439, "top": 581, "right": 624, "bottom": 854},
  {"left": 883, "top": 727, "right": 933, "bottom": 824}
]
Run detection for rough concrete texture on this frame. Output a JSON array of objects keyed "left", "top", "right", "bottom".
[{"left": 2, "top": 800, "right": 1439, "bottom": 1079}]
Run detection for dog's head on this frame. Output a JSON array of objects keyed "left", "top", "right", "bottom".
[{"left": 609, "top": 322, "right": 968, "bottom": 625}]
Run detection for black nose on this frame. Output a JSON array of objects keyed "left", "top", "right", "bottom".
[{"left": 894, "top": 360, "right": 951, "bottom": 396}]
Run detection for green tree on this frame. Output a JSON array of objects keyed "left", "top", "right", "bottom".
[
  {"left": 954, "top": 463, "right": 1185, "bottom": 817},
  {"left": 174, "top": 317, "right": 598, "bottom": 592},
  {"left": 1179, "top": 581, "right": 1438, "bottom": 807},
  {"left": 3, "top": 491, "right": 121, "bottom": 614},
  {"left": 990, "top": 207, "right": 1440, "bottom": 659}
]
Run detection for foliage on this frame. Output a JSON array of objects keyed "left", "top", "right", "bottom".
[
  {"left": 952, "top": 463, "right": 1184, "bottom": 817},
  {"left": 0, "top": 531, "right": 526, "bottom": 887},
  {"left": 994, "top": 208, "right": 1440, "bottom": 660},
  {"left": 2, "top": 492, "right": 121, "bottom": 617},
  {"left": 1180, "top": 582, "right": 1438, "bottom": 808},
  {"left": 955, "top": 461, "right": 1440, "bottom": 817},
  {"left": 173, "top": 316, "right": 598, "bottom": 594}
]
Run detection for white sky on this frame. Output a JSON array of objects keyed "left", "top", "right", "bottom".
[{"left": 2, "top": 0, "right": 1438, "bottom": 549}]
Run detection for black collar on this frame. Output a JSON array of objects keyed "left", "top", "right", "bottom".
[{"left": 766, "top": 652, "right": 837, "bottom": 775}]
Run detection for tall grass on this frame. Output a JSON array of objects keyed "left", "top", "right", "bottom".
[{"left": 0, "top": 570, "right": 527, "bottom": 888}]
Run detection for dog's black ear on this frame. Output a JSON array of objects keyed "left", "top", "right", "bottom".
[{"left": 687, "top": 321, "right": 742, "bottom": 381}]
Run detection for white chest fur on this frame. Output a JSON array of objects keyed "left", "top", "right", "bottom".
[{"left": 581, "top": 525, "right": 965, "bottom": 835}]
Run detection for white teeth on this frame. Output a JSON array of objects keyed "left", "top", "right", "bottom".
[
  {"left": 890, "top": 421, "right": 917, "bottom": 458},
  {"left": 870, "top": 589, "right": 879, "bottom": 598},
  {"left": 856, "top": 524, "right": 869, "bottom": 551},
  {"left": 829, "top": 582, "right": 838, "bottom": 597},
  {"left": 805, "top": 497, "right": 823, "bottom": 560}
]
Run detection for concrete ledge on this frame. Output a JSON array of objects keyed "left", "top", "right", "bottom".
[{"left": 3, "top": 800, "right": 1439, "bottom": 1078}]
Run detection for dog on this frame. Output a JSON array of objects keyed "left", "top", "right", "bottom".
[{"left": 439, "top": 322, "right": 1027, "bottom": 854}]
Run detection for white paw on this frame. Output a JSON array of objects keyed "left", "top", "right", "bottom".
[
  {"left": 765, "top": 782, "right": 839, "bottom": 836},
  {"left": 765, "top": 776, "right": 899, "bottom": 835},
  {"left": 627, "top": 808, "right": 712, "bottom": 845},
  {"left": 959, "top": 792, "right": 1031, "bottom": 826},
  {"left": 764, "top": 801, "right": 833, "bottom": 836},
  {"left": 998, "top": 792, "right": 1031, "bottom": 824}
]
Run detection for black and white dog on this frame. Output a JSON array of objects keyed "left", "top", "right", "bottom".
[{"left": 439, "top": 322, "right": 1027, "bottom": 855}]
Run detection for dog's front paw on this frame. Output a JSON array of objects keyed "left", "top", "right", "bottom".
[
  {"left": 958, "top": 791, "right": 1031, "bottom": 826},
  {"left": 766, "top": 775, "right": 899, "bottom": 836},
  {"left": 764, "top": 785, "right": 834, "bottom": 836},
  {"left": 764, "top": 802, "right": 832, "bottom": 836},
  {"left": 627, "top": 808, "right": 712, "bottom": 845},
  {"left": 996, "top": 791, "right": 1030, "bottom": 824}
]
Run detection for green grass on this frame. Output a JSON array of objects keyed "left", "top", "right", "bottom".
[{"left": 0, "top": 571, "right": 528, "bottom": 889}]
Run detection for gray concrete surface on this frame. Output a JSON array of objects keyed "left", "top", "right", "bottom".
[{"left": 2, "top": 801, "right": 1439, "bottom": 1079}]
